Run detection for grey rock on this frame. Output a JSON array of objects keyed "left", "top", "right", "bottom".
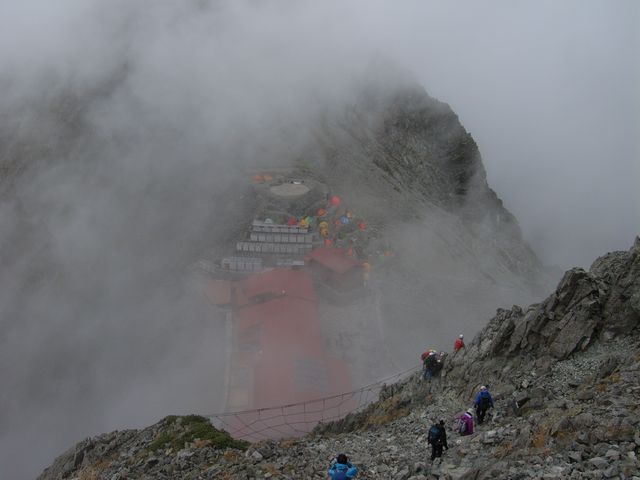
[
  {"left": 603, "top": 464, "right": 619, "bottom": 478},
  {"left": 72, "top": 450, "right": 84, "bottom": 469},
  {"left": 396, "top": 466, "right": 411, "bottom": 479},
  {"left": 604, "top": 449, "right": 620, "bottom": 460},
  {"left": 589, "top": 457, "right": 609, "bottom": 469},
  {"left": 543, "top": 465, "right": 569, "bottom": 479},
  {"left": 257, "top": 445, "right": 275, "bottom": 459},
  {"left": 577, "top": 388, "right": 595, "bottom": 401},
  {"left": 528, "top": 397, "right": 545, "bottom": 409},
  {"left": 567, "top": 451, "right": 582, "bottom": 463},
  {"left": 529, "top": 387, "right": 549, "bottom": 400},
  {"left": 439, "top": 465, "right": 477, "bottom": 480},
  {"left": 590, "top": 238, "right": 640, "bottom": 335},
  {"left": 572, "top": 412, "right": 594, "bottom": 428},
  {"left": 250, "top": 450, "right": 264, "bottom": 461},
  {"left": 481, "top": 430, "right": 498, "bottom": 444},
  {"left": 514, "top": 390, "right": 529, "bottom": 402},
  {"left": 177, "top": 449, "right": 195, "bottom": 459},
  {"left": 596, "top": 356, "right": 620, "bottom": 378}
]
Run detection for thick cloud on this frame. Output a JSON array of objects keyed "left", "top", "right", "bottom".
[
  {"left": 365, "top": 0, "right": 639, "bottom": 268},
  {"left": 0, "top": 1, "right": 637, "bottom": 478}
]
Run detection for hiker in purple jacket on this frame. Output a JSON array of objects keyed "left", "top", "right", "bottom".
[{"left": 455, "top": 409, "right": 474, "bottom": 435}]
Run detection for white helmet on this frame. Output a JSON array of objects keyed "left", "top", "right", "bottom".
[{"left": 459, "top": 334, "right": 464, "bottom": 339}]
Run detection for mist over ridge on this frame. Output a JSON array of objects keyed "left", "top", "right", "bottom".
[{"left": 0, "top": 2, "right": 637, "bottom": 479}]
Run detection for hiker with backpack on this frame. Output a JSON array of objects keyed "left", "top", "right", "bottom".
[
  {"left": 427, "top": 420, "right": 449, "bottom": 461},
  {"left": 433, "top": 351, "right": 446, "bottom": 376},
  {"left": 455, "top": 409, "right": 474, "bottom": 436},
  {"left": 422, "top": 351, "right": 438, "bottom": 381},
  {"left": 327, "top": 453, "right": 358, "bottom": 479},
  {"left": 474, "top": 385, "right": 494, "bottom": 424}
]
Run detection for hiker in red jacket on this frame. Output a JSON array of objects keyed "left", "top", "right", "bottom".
[{"left": 454, "top": 334, "right": 465, "bottom": 351}]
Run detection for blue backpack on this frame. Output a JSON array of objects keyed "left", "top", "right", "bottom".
[
  {"left": 428, "top": 424, "right": 442, "bottom": 444},
  {"left": 329, "top": 462, "right": 356, "bottom": 480}
]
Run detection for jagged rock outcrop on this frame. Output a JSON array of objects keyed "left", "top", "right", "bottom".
[
  {"left": 38, "top": 415, "right": 248, "bottom": 480},
  {"left": 298, "top": 81, "right": 558, "bottom": 367},
  {"left": 39, "top": 239, "right": 640, "bottom": 479},
  {"left": 448, "top": 237, "right": 639, "bottom": 370},
  {"left": 312, "top": 82, "right": 550, "bottom": 284}
]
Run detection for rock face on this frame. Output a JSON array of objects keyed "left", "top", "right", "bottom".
[
  {"left": 38, "top": 415, "right": 248, "bottom": 480},
  {"left": 451, "top": 236, "right": 640, "bottom": 366},
  {"left": 39, "top": 239, "right": 640, "bottom": 479},
  {"left": 312, "top": 82, "right": 550, "bottom": 284},
  {"left": 299, "top": 81, "right": 558, "bottom": 366}
]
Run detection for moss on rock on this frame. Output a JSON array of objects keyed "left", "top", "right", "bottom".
[{"left": 148, "top": 415, "right": 249, "bottom": 452}]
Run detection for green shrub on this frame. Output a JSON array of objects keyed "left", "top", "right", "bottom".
[
  {"left": 147, "top": 415, "right": 249, "bottom": 452},
  {"left": 148, "top": 432, "right": 173, "bottom": 452}
]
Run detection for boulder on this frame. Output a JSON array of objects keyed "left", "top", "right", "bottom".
[
  {"left": 590, "top": 238, "right": 640, "bottom": 336},
  {"left": 588, "top": 457, "right": 608, "bottom": 469}
]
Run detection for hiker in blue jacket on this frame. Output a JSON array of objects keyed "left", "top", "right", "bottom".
[
  {"left": 474, "top": 385, "right": 494, "bottom": 425},
  {"left": 327, "top": 453, "right": 358, "bottom": 479}
]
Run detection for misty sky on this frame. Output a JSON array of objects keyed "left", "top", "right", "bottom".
[
  {"left": 354, "top": 0, "right": 640, "bottom": 268},
  {"left": 2, "top": 1, "right": 638, "bottom": 268},
  {"left": 0, "top": 0, "right": 640, "bottom": 268},
  {"left": 0, "top": 1, "right": 638, "bottom": 479}
]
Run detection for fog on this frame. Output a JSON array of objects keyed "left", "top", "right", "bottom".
[
  {"left": 376, "top": 1, "right": 640, "bottom": 268},
  {"left": 0, "top": 1, "right": 637, "bottom": 478}
]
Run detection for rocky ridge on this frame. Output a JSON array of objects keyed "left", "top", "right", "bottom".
[
  {"left": 303, "top": 82, "right": 558, "bottom": 364},
  {"left": 311, "top": 82, "right": 552, "bottom": 285},
  {"left": 39, "top": 238, "right": 640, "bottom": 479}
]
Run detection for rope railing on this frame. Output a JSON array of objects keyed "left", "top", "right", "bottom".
[{"left": 206, "top": 365, "right": 421, "bottom": 442}]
